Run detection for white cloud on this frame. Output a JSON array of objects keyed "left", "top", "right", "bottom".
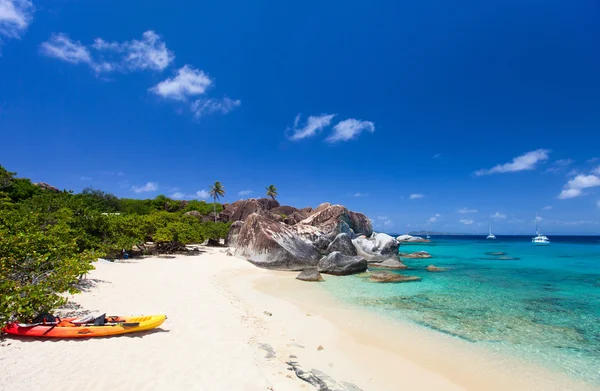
[
  {"left": 383, "top": 220, "right": 393, "bottom": 227},
  {"left": 0, "top": 0, "right": 33, "bottom": 42},
  {"left": 41, "top": 30, "right": 173, "bottom": 74},
  {"left": 40, "top": 34, "right": 93, "bottom": 65},
  {"left": 409, "top": 193, "right": 424, "bottom": 199},
  {"left": 93, "top": 30, "right": 174, "bottom": 72},
  {"left": 558, "top": 174, "right": 600, "bottom": 199},
  {"left": 377, "top": 216, "right": 389, "bottom": 220},
  {"left": 353, "top": 192, "right": 368, "bottom": 197},
  {"left": 459, "top": 219, "right": 474, "bottom": 225},
  {"left": 542, "top": 205, "right": 552, "bottom": 210},
  {"left": 592, "top": 165, "right": 600, "bottom": 176},
  {"left": 171, "top": 192, "right": 185, "bottom": 199},
  {"left": 150, "top": 65, "right": 212, "bottom": 101},
  {"left": 475, "top": 149, "right": 550, "bottom": 176},
  {"left": 191, "top": 97, "right": 241, "bottom": 118},
  {"left": 491, "top": 212, "right": 506, "bottom": 220},
  {"left": 287, "top": 114, "right": 336, "bottom": 141},
  {"left": 238, "top": 190, "right": 252, "bottom": 196},
  {"left": 80, "top": 176, "right": 92, "bottom": 181},
  {"left": 545, "top": 158, "right": 574, "bottom": 174},
  {"left": 535, "top": 215, "right": 543, "bottom": 222},
  {"left": 196, "top": 190, "right": 210, "bottom": 199},
  {"left": 132, "top": 181, "right": 158, "bottom": 193},
  {"left": 458, "top": 207, "right": 477, "bottom": 214},
  {"left": 326, "top": 118, "right": 375, "bottom": 143},
  {"left": 597, "top": 200, "right": 600, "bottom": 209},
  {"left": 428, "top": 214, "right": 441, "bottom": 223},
  {"left": 433, "top": 153, "right": 442, "bottom": 159}
]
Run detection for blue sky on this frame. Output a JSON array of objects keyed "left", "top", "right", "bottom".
[{"left": 1, "top": 0, "right": 600, "bottom": 234}]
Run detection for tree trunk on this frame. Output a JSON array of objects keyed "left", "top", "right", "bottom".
[
  {"left": 270, "top": 195, "right": 275, "bottom": 201},
  {"left": 213, "top": 196, "right": 217, "bottom": 223}
]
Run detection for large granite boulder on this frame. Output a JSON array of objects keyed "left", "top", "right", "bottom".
[
  {"left": 370, "top": 271, "right": 422, "bottom": 283},
  {"left": 34, "top": 182, "right": 59, "bottom": 192},
  {"left": 283, "top": 211, "right": 305, "bottom": 225},
  {"left": 317, "top": 252, "right": 368, "bottom": 275},
  {"left": 352, "top": 233, "right": 400, "bottom": 262},
  {"left": 235, "top": 213, "right": 320, "bottom": 270},
  {"left": 271, "top": 205, "right": 298, "bottom": 217},
  {"left": 296, "top": 269, "right": 323, "bottom": 282},
  {"left": 184, "top": 210, "right": 202, "bottom": 218},
  {"left": 396, "top": 234, "right": 430, "bottom": 243},
  {"left": 225, "top": 221, "right": 244, "bottom": 247},
  {"left": 400, "top": 251, "right": 432, "bottom": 259},
  {"left": 220, "top": 198, "right": 281, "bottom": 223},
  {"left": 369, "top": 259, "right": 408, "bottom": 269},
  {"left": 326, "top": 233, "right": 357, "bottom": 256},
  {"left": 298, "top": 204, "right": 372, "bottom": 238}
]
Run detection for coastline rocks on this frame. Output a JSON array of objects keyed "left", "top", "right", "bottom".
[
  {"left": 283, "top": 211, "right": 305, "bottom": 225},
  {"left": 296, "top": 269, "right": 324, "bottom": 282},
  {"left": 426, "top": 265, "right": 445, "bottom": 272},
  {"left": 326, "top": 233, "right": 357, "bottom": 256},
  {"left": 299, "top": 204, "right": 372, "bottom": 238},
  {"left": 396, "top": 234, "right": 430, "bottom": 243},
  {"left": 235, "top": 213, "right": 320, "bottom": 271},
  {"left": 225, "top": 221, "right": 244, "bottom": 247},
  {"left": 220, "top": 198, "right": 281, "bottom": 223},
  {"left": 400, "top": 251, "right": 432, "bottom": 259},
  {"left": 352, "top": 233, "right": 400, "bottom": 262},
  {"left": 317, "top": 252, "right": 368, "bottom": 276},
  {"left": 369, "top": 271, "right": 422, "bottom": 283},
  {"left": 369, "top": 259, "right": 408, "bottom": 269}
]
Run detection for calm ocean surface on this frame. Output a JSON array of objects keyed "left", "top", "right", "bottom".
[{"left": 322, "top": 235, "right": 600, "bottom": 385}]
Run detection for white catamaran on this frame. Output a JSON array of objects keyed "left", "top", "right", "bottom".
[
  {"left": 532, "top": 214, "right": 550, "bottom": 245},
  {"left": 486, "top": 222, "right": 496, "bottom": 239}
]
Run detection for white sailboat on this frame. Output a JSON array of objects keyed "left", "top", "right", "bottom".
[
  {"left": 532, "top": 214, "right": 550, "bottom": 245},
  {"left": 486, "top": 222, "right": 496, "bottom": 239}
]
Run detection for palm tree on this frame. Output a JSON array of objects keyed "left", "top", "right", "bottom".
[
  {"left": 265, "top": 184, "right": 278, "bottom": 201},
  {"left": 209, "top": 181, "right": 225, "bottom": 222}
]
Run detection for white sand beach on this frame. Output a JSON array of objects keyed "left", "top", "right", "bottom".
[{"left": 1, "top": 248, "right": 595, "bottom": 391}]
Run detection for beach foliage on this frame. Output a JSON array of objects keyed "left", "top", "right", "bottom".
[{"left": 0, "top": 164, "right": 230, "bottom": 326}]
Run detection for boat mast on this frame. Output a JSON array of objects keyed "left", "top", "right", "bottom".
[{"left": 535, "top": 213, "right": 539, "bottom": 235}]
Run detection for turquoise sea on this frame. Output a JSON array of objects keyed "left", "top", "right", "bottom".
[{"left": 322, "top": 235, "right": 600, "bottom": 386}]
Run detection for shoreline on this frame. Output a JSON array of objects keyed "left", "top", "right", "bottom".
[
  {"left": 1, "top": 249, "right": 596, "bottom": 391},
  {"left": 249, "top": 268, "right": 597, "bottom": 391}
]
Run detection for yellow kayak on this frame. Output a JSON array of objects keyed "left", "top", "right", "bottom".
[{"left": 4, "top": 314, "right": 167, "bottom": 338}]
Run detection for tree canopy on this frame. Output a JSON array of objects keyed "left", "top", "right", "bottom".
[{"left": 0, "top": 164, "right": 230, "bottom": 327}]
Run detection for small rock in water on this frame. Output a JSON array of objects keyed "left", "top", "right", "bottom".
[
  {"left": 263, "top": 311, "right": 272, "bottom": 316},
  {"left": 426, "top": 265, "right": 446, "bottom": 272},
  {"left": 317, "top": 345, "right": 324, "bottom": 351},
  {"left": 370, "top": 271, "right": 422, "bottom": 283}
]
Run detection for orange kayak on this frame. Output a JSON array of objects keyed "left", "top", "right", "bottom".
[{"left": 3, "top": 315, "right": 167, "bottom": 338}]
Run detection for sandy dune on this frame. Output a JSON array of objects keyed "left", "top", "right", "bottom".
[{"left": 1, "top": 248, "right": 593, "bottom": 391}]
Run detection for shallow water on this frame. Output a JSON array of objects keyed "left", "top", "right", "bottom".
[{"left": 321, "top": 235, "right": 600, "bottom": 386}]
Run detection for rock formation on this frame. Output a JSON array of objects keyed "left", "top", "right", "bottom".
[
  {"left": 225, "top": 221, "right": 244, "bottom": 247},
  {"left": 400, "top": 251, "right": 432, "bottom": 259},
  {"left": 34, "top": 182, "right": 59, "bottom": 192},
  {"left": 426, "top": 265, "right": 445, "bottom": 272},
  {"left": 352, "top": 233, "right": 400, "bottom": 262},
  {"left": 296, "top": 269, "right": 324, "bottom": 282},
  {"left": 234, "top": 213, "right": 320, "bottom": 271},
  {"left": 396, "top": 234, "right": 430, "bottom": 243},
  {"left": 369, "top": 271, "right": 422, "bottom": 283},
  {"left": 326, "top": 233, "right": 357, "bottom": 256},
  {"left": 317, "top": 252, "right": 368, "bottom": 275},
  {"left": 369, "top": 259, "right": 408, "bottom": 269}
]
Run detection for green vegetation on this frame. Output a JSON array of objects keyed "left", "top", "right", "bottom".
[
  {"left": 0, "top": 164, "right": 230, "bottom": 327},
  {"left": 266, "top": 184, "right": 278, "bottom": 200}
]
